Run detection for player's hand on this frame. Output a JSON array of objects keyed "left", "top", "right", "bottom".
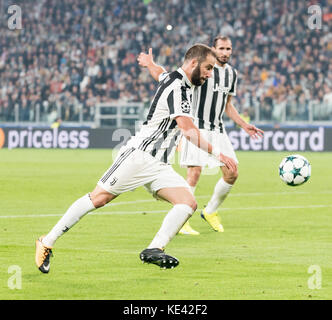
[
  {"left": 218, "top": 153, "right": 237, "bottom": 173},
  {"left": 243, "top": 124, "right": 264, "bottom": 139},
  {"left": 137, "top": 48, "right": 153, "bottom": 67}
]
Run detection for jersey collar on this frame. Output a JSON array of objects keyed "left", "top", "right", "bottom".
[
  {"left": 177, "top": 67, "right": 193, "bottom": 89},
  {"left": 215, "top": 62, "right": 229, "bottom": 69}
]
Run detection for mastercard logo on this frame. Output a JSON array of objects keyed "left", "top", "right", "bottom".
[{"left": 0, "top": 128, "right": 5, "bottom": 148}]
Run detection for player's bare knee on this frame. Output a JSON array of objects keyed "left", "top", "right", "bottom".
[
  {"left": 90, "top": 192, "right": 112, "bottom": 208},
  {"left": 183, "top": 191, "right": 197, "bottom": 211},
  {"left": 186, "top": 198, "right": 197, "bottom": 212},
  {"left": 230, "top": 170, "right": 239, "bottom": 182},
  {"left": 90, "top": 196, "right": 104, "bottom": 208},
  {"left": 174, "top": 198, "right": 197, "bottom": 212},
  {"left": 191, "top": 200, "right": 198, "bottom": 212},
  {"left": 222, "top": 165, "right": 238, "bottom": 184},
  {"left": 175, "top": 196, "right": 197, "bottom": 212},
  {"left": 224, "top": 171, "right": 238, "bottom": 185}
]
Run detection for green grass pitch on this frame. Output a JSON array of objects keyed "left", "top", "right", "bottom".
[{"left": 0, "top": 149, "right": 331, "bottom": 300}]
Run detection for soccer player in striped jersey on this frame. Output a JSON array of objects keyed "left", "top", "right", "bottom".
[
  {"left": 35, "top": 44, "right": 237, "bottom": 273},
  {"left": 138, "top": 36, "right": 263, "bottom": 235}
]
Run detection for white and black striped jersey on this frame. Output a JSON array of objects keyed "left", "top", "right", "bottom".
[
  {"left": 193, "top": 63, "right": 237, "bottom": 132},
  {"left": 126, "top": 68, "right": 193, "bottom": 164}
]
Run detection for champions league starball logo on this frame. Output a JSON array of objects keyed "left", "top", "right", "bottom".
[{"left": 181, "top": 100, "right": 191, "bottom": 113}]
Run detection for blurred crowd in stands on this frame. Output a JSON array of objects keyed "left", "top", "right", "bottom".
[{"left": 0, "top": 0, "right": 332, "bottom": 124}]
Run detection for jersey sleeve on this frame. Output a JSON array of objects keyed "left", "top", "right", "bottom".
[
  {"left": 158, "top": 72, "right": 170, "bottom": 82},
  {"left": 166, "top": 86, "right": 194, "bottom": 120},
  {"left": 229, "top": 69, "right": 237, "bottom": 96}
]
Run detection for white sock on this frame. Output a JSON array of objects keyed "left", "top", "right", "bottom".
[
  {"left": 42, "top": 194, "right": 96, "bottom": 247},
  {"left": 189, "top": 185, "right": 196, "bottom": 195},
  {"left": 148, "top": 204, "right": 193, "bottom": 249},
  {"left": 205, "top": 178, "right": 233, "bottom": 214}
]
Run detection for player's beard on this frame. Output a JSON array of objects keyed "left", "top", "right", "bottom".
[
  {"left": 191, "top": 64, "right": 206, "bottom": 86},
  {"left": 217, "top": 55, "right": 229, "bottom": 66}
]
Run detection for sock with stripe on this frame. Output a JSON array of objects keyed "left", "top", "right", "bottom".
[
  {"left": 42, "top": 194, "right": 96, "bottom": 247},
  {"left": 205, "top": 178, "right": 233, "bottom": 214},
  {"left": 148, "top": 204, "right": 194, "bottom": 249}
]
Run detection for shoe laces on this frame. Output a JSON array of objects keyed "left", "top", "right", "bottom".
[{"left": 42, "top": 245, "right": 53, "bottom": 260}]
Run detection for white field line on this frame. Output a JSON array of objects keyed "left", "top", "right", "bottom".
[
  {"left": 104, "top": 190, "right": 332, "bottom": 207},
  {"left": 0, "top": 204, "right": 331, "bottom": 219},
  {"left": 1, "top": 191, "right": 331, "bottom": 219}
]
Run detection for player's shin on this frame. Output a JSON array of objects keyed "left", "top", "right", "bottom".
[
  {"left": 42, "top": 193, "right": 96, "bottom": 247},
  {"left": 148, "top": 204, "right": 194, "bottom": 249}
]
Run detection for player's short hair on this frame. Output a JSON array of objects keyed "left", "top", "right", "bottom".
[
  {"left": 213, "top": 35, "right": 232, "bottom": 48},
  {"left": 184, "top": 43, "right": 216, "bottom": 64}
]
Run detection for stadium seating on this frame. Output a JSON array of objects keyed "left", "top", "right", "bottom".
[{"left": 0, "top": 0, "right": 331, "bottom": 123}]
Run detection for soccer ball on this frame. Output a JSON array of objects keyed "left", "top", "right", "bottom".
[{"left": 279, "top": 154, "right": 311, "bottom": 186}]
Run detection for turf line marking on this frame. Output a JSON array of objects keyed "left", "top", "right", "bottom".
[
  {"left": 97, "top": 204, "right": 332, "bottom": 215},
  {"left": 1, "top": 190, "right": 328, "bottom": 218},
  {"left": 0, "top": 191, "right": 322, "bottom": 218},
  {"left": 103, "top": 190, "right": 332, "bottom": 208},
  {"left": 1, "top": 204, "right": 331, "bottom": 219},
  {"left": 105, "top": 199, "right": 157, "bottom": 207}
]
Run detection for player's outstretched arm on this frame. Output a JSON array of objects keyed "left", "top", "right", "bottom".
[
  {"left": 175, "top": 115, "right": 237, "bottom": 173},
  {"left": 225, "top": 96, "right": 264, "bottom": 139},
  {"left": 137, "top": 48, "right": 166, "bottom": 81}
]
